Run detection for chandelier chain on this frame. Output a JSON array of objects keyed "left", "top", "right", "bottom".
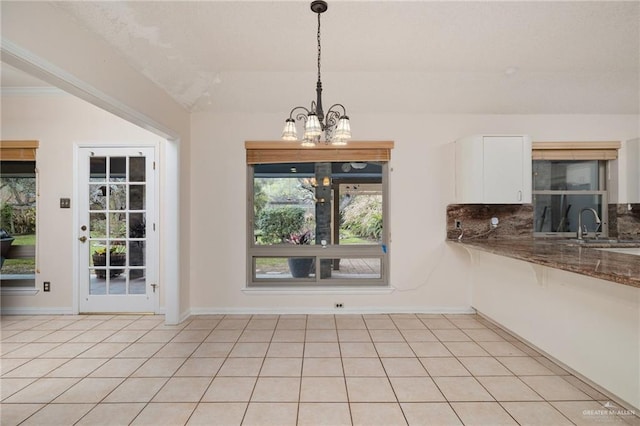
[{"left": 317, "top": 12, "right": 322, "bottom": 83}]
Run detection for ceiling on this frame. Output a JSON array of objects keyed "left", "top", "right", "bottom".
[{"left": 3, "top": 1, "right": 640, "bottom": 114}]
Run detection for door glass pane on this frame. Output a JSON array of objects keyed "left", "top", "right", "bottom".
[
  {"left": 108, "top": 243, "right": 126, "bottom": 278},
  {"left": 89, "top": 185, "right": 107, "bottom": 210},
  {"left": 129, "top": 270, "right": 145, "bottom": 294},
  {"left": 130, "top": 157, "right": 145, "bottom": 182},
  {"left": 90, "top": 157, "right": 106, "bottom": 181},
  {"left": 109, "top": 185, "right": 127, "bottom": 210},
  {"left": 90, "top": 240, "right": 107, "bottom": 293},
  {"left": 109, "top": 213, "right": 127, "bottom": 238},
  {"left": 89, "top": 213, "right": 106, "bottom": 238},
  {"left": 129, "top": 185, "right": 145, "bottom": 210},
  {"left": 130, "top": 241, "right": 145, "bottom": 266},
  {"left": 109, "top": 157, "right": 126, "bottom": 182},
  {"left": 89, "top": 269, "right": 106, "bottom": 294},
  {"left": 129, "top": 213, "right": 146, "bottom": 238},
  {"left": 108, "top": 275, "right": 126, "bottom": 294},
  {"left": 90, "top": 240, "right": 106, "bottom": 267}
]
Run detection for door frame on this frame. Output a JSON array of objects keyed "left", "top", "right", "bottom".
[{"left": 73, "top": 142, "right": 161, "bottom": 314}]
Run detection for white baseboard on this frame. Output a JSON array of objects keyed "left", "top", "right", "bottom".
[
  {"left": 0, "top": 307, "right": 74, "bottom": 315},
  {"left": 241, "top": 287, "right": 396, "bottom": 295},
  {"left": 187, "top": 306, "right": 476, "bottom": 316}
]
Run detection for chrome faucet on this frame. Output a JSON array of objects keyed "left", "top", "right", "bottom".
[{"left": 577, "top": 208, "right": 601, "bottom": 240}]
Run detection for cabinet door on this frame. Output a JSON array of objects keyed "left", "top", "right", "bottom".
[
  {"left": 455, "top": 136, "right": 484, "bottom": 203},
  {"left": 483, "top": 136, "right": 525, "bottom": 203}
]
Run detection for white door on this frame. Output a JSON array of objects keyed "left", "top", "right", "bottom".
[{"left": 77, "top": 147, "right": 157, "bottom": 313}]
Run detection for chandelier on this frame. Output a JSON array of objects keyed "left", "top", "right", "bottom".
[{"left": 281, "top": 0, "right": 351, "bottom": 147}]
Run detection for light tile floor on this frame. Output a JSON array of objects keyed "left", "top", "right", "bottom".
[{"left": 1, "top": 313, "right": 638, "bottom": 426}]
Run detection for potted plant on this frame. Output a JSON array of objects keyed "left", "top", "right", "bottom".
[
  {"left": 286, "top": 230, "right": 314, "bottom": 278},
  {"left": 92, "top": 245, "right": 126, "bottom": 278}
]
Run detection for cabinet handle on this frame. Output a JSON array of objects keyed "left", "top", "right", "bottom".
[{"left": 517, "top": 190, "right": 522, "bottom": 201}]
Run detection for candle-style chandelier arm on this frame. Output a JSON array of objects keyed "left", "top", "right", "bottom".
[
  {"left": 287, "top": 105, "right": 312, "bottom": 122},
  {"left": 324, "top": 103, "right": 348, "bottom": 126}
]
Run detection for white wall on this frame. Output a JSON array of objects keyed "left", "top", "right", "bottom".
[
  {"left": 189, "top": 112, "right": 639, "bottom": 313},
  {"left": 2, "top": 99, "right": 637, "bottom": 315},
  {"left": 1, "top": 93, "right": 160, "bottom": 313},
  {"left": 2, "top": 1, "right": 192, "bottom": 322}
]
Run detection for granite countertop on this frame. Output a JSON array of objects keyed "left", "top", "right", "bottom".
[{"left": 449, "top": 238, "right": 640, "bottom": 288}]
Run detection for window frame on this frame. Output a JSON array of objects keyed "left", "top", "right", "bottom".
[
  {"left": 245, "top": 141, "right": 392, "bottom": 288},
  {"left": 532, "top": 159, "right": 608, "bottom": 239},
  {"left": 0, "top": 140, "right": 39, "bottom": 295}
]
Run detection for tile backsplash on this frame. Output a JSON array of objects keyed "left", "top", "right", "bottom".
[
  {"left": 447, "top": 203, "right": 640, "bottom": 241},
  {"left": 446, "top": 204, "right": 533, "bottom": 240},
  {"left": 608, "top": 204, "right": 640, "bottom": 240}
]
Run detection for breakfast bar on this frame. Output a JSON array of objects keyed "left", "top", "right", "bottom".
[
  {"left": 451, "top": 238, "right": 640, "bottom": 288},
  {"left": 449, "top": 238, "right": 640, "bottom": 412}
]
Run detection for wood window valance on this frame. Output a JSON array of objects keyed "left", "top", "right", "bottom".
[
  {"left": 245, "top": 141, "right": 394, "bottom": 164},
  {"left": 532, "top": 141, "right": 620, "bottom": 160},
  {"left": 0, "top": 140, "right": 39, "bottom": 161}
]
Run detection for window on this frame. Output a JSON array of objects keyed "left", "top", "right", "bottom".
[
  {"left": 531, "top": 141, "right": 620, "bottom": 238},
  {"left": 533, "top": 160, "right": 607, "bottom": 237},
  {"left": 0, "top": 141, "right": 38, "bottom": 294},
  {"left": 246, "top": 142, "right": 392, "bottom": 287}
]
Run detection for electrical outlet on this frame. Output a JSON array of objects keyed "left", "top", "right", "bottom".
[
  {"left": 43, "top": 281, "right": 50, "bottom": 292},
  {"left": 455, "top": 220, "right": 462, "bottom": 229},
  {"left": 335, "top": 303, "right": 344, "bottom": 308}
]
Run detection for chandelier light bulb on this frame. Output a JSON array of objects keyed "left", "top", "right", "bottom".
[
  {"left": 304, "top": 113, "right": 322, "bottom": 138},
  {"left": 334, "top": 116, "right": 351, "bottom": 140},
  {"left": 281, "top": 118, "right": 298, "bottom": 141}
]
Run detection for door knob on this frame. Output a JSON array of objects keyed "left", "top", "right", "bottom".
[{"left": 78, "top": 236, "right": 87, "bottom": 243}]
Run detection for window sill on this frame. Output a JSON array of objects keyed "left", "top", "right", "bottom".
[
  {"left": 242, "top": 286, "right": 395, "bottom": 295},
  {"left": 1, "top": 288, "right": 39, "bottom": 296}
]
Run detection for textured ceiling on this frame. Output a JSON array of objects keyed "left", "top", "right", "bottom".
[{"left": 6, "top": 1, "right": 640, "bottom": 114}]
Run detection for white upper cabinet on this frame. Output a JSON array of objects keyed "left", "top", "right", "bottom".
[{"left": 455, "top": 135, "right": 532, "bottom": 204}]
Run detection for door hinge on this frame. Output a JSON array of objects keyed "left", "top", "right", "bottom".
[{"left": 151, "top": 283, "right": 158, "bottom": 293}]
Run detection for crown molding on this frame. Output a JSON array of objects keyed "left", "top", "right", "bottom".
[{"left": 1, "top": 86, "right": 67, "bottom": 96}]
